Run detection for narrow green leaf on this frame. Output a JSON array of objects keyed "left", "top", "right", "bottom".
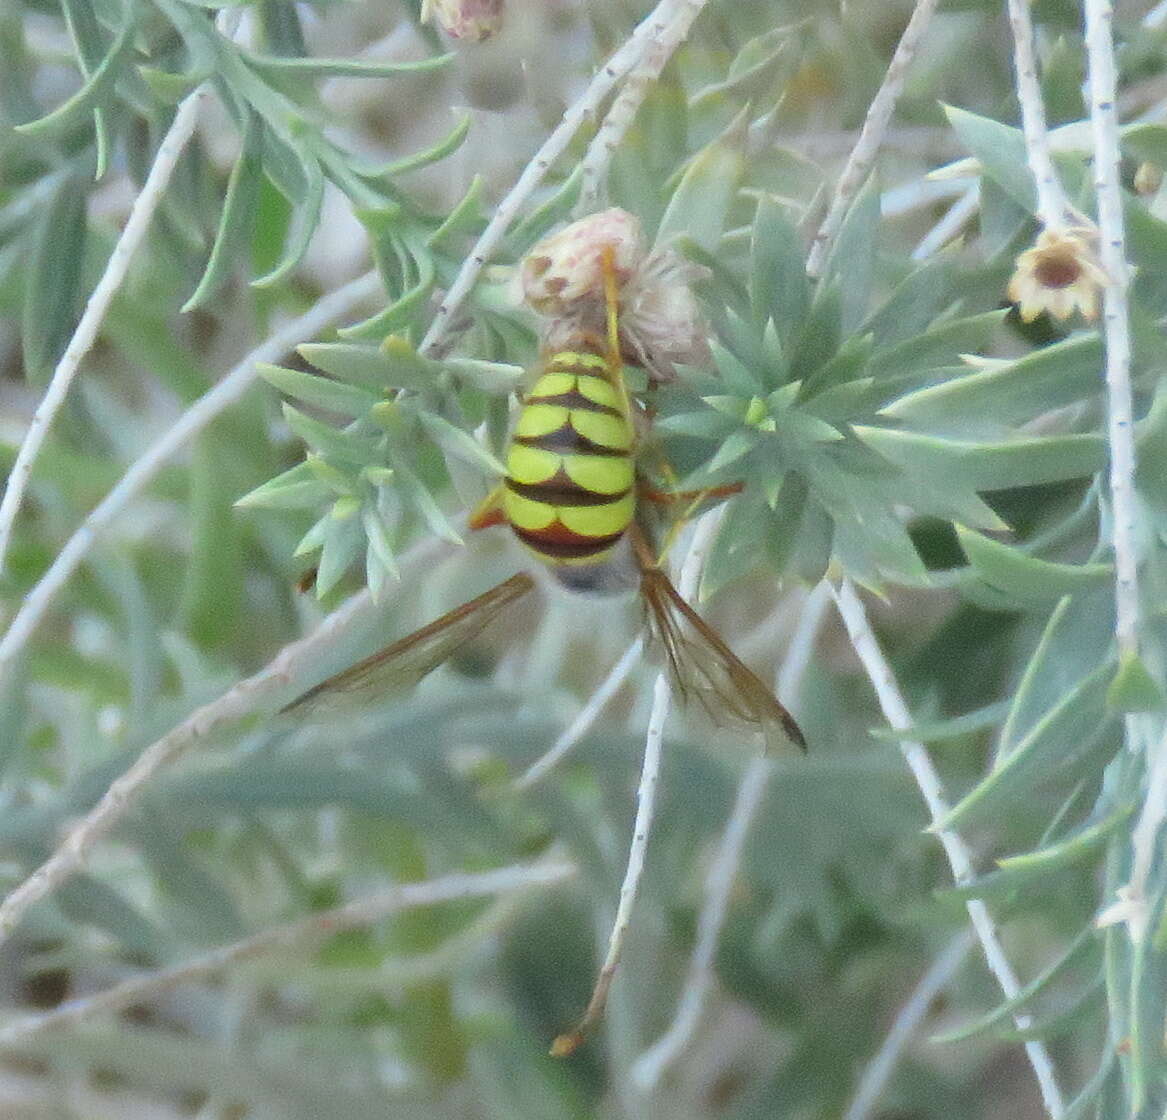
[
  {"left": 362, "top": 506, "right": 400, "bottom": 586},
  {"left": 418, "top": 412, "right": 506, "bottom": 475},
  {"left": 253, "top": 144, "right": 324, "bottom": 287},
  {"left": 861, "top": 255, "right": 957, "bottom": 346},
  {"left": 183, "top": 112, "right": 264, "bottom": 311},
  {"left": 342, "top": 246, "right": 436, "bottom": 339},
  {"left": 955, "top": 526, "right": 1113, "bottom": 605},
  {"left": 944, "top": 105, "right": 1035, "bottom": 213},
  {"left": 15, "top": 7, "right": 136, "bottom": 139},
  {"left": 705, "top": 430, "right": 758, "bottom": 474},
  {"left": 869, "top": 700, "right": 1010, "bottom": 743},
  {"left": 282, "top": 403, "right": 378, "bottom": 466},
  {"left": 822, "top": 175, "right": 880, "bottom": 334},
  {"left": 656, "top": 105, "right": 748, "bottom": 253},
  {"left": 393, "top": 463, "right": 461, "bottom": 544},
  {"left": 300, "top": 340, "right": 434, "bottom": 392},
  {"left": 234, "top": 461, "right": 330, "bottom": 509},
  {"left": 442, "top": 357, "right": 524, "bottom": 393},
  {"left": 655, "top": 410, "right": 737, "bottom": 439},
  {"left": 935, "top": 662, "right": 1116, "bottom": 832},
  {"left": 866, "top": 311, "right": 1005, "bottom": 380},
  {"left": 929, "top": 926, "right": 1098, "bottom": 1044},
  {"left": 357, "top": 114, "right": 471, "bottom": 178},
  {"left": 854, "top": 427, "right": 1107, "bottom": 491},
  {"left": 427, "top": 175, "right": 487, "bottom": 249},
  {"left": 750, "top": 194, "right": 808, "bottom": 342},
  {"left": 881, "top": 335, "right": 1104, "bottom": 431},
  {"left": 996, "top": 804, "right": 1134, "bottom": 877},
  {"left": 59, "top": 0, "right": 116, "bottom": 175},
  {"left": 259, "top": 363, "right": 378, "bottom": 417},
  {"left": 245, "top": 50, "right": 455, "bottom": 78},
  {"left": 314, "top": 498, "right": 365, "bottom": 596},
  {"left": 1106, "top": 650, "right": 1163, "bottom": 712},
  {"left": 22, "top": 174, "right": 88, "bottom": 384}
]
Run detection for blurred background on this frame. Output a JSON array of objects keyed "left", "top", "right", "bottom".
[{"left": 0, "top": 0, "right": 1161, "bottom": 1116}]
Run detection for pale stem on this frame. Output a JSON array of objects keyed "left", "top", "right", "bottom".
[
  {"left": 1084, "top": 0, "right": 1138, "bottom": 664},
  {"left": 830, "top": 576, "right": 1065, "bottom": 1118},
  {"left": 0, "top": 860, "right": 575, "bottom": 1047},
  {"left": 0, "top": 84, "right": 210, "bottom": 580},
  {"left": 0, "top": 270, "right": 383, "bottom": 682},
  {"left": 630, "top": 579, "right": 830, "bottom": 1089},
  {"left": 418, "top": 0, "right": 700, "bottom": 357},
  {"left": 1006, "top": 0, "right": 1072, "bottom": 229},
  {"left": 514, "top": 635, "right": 646, "bottom": 791},
  {"left": 556, "top": 510, "right": 723, "bottom": 1051},
  {"left": 805, "top": 0, "right": 941, "bottom": 279},
  {"left": 842, "top": 930, "right": 976, "bottom": 1120},
  {"left": 0, "top": 522, "right": 442, "bottom": 949},
  {"left": 576, "top": 0, "right": 709, "bottom": 215},
  {"left": 911, "top": 183, "right": 980, "bottom": 260}
]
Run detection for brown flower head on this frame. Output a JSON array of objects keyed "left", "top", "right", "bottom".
[{"left": 1006, "top": 228, "right": 1106, "bottom": 323}]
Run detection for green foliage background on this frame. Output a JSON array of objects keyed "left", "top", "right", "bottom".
[{"left": 0, "top": 0, "right": 1165, "bottom": 1116}]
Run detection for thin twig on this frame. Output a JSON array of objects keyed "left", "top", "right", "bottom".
[
  {"left": 911, "top": 183, "right": 980, "bottom": 260},
  {"left": 0, "top": 521, "right": 442, "bottom": 949},
  {"left": 829, "top": 577, "right": 1065, "bottom": 1118},
  {"left": 1084, "top": 0, "right": 1138, "bottom": 663},
  {"left": 1006, "top": 0, "right": 1072, "bottom": 229},
  {"left": 0, "top": 270, "right": 382, "bottom": 682},
  {"left": 843, "top": 930, "right": 976, "bottom": 1120},
  {"left": 575, "top": 0, "right": 709, "bottom": 215},
  {"left": 0, "top": 860, "right": 574, "bottom": 1047},
  {"left": 514, "top": 635, "right": 645, "bottom": 791},
  {"left": 1083, "top": 0, "right": 1149, "bottom": 947},
  {"left": 418, "top": 0, "right": 695, "bottom": 357},
  {"left": 630, "top": 579, "right": 830, "bottom": 1089},
  {"left": 552, "top": 511, "right": 722, "bottom": 1055},
  {"left": 0, "top": 85, "right": 210, "bottom": 579},
  {"left": 805, "top": 0, "right": 940, "bottom": 279}
]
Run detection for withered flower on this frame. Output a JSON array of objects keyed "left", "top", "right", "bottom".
[{"left": 1006, "top": 228, "right": 1106, "bottom": 323}]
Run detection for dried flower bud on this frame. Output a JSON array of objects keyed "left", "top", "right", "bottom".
[
  {"left": 1006, "top": 228, "right": 1106, "bottom": 323},
  {"left": 420, "top": 0, "right": 504, "bottom": 42},
  {"left": 520, "top": 208, "right": 646, "bottom": 317},
  {"left": 1134, "top": 161, "right": 1163, "bottom": 198}
]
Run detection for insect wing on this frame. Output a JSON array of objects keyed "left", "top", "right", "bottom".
[
  {"left": 639, "top": 568, "right": 806, "bottom": 756},
  {"left": 281, "top": 573, "right": 536, "bottom": 719}
]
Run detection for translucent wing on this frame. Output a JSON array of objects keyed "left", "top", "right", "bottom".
[
  {"left": 639, "top": 566, "right": 806, "bottom": 756},
  {"left": 281, "top": 573, "right": 536, "bottom": 720}
]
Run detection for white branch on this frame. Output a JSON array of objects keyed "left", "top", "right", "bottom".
[
  {"left": 1006, "top": 0, "right": 1072, "bottom": 230},
  {"left": 554, "top": 510, "right": 722, "bottom": 1054},
  {"left": 0, "top": 85, "right": 210, "bottom": 579},
  {"left": 1084, "top": 0, "right": 1138, "bottom": 663},
  {"left": 843, "top": 930, "right": 975, "bottom": 1120},
  {"left": 805, "top": 0, "right": 940, "bottom": 278},
  {"left": 514, "top": 635, "right": 645, "bottom": 791},
  {"left": 630, "top": 579, "right": 830, "bottom": 1088},
  {"left": 830, "top": 577, "right": 1065, "bottom": 1118},
  {"left": 0, "top": 860, "right": 574, "bottom": 1047},
  {"left": 0, "top": 521, "right": 442, "bottom": 949},
  {"left": 0, "top": 270, "right": 382, "bottom": 681},
  {"left": 576, "top": 0, "right": 709, "bottom": 215},
  {"left": 418, "top": 0, "right": 697, "bottom": 357}
]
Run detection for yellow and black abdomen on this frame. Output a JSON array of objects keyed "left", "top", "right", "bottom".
[{"left": 502, "top": 348, "right": 635, "bottom": 568}]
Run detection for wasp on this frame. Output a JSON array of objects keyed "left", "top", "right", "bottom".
[{"left": 283, "top": 235, "right": 805, "bottom": 757}]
